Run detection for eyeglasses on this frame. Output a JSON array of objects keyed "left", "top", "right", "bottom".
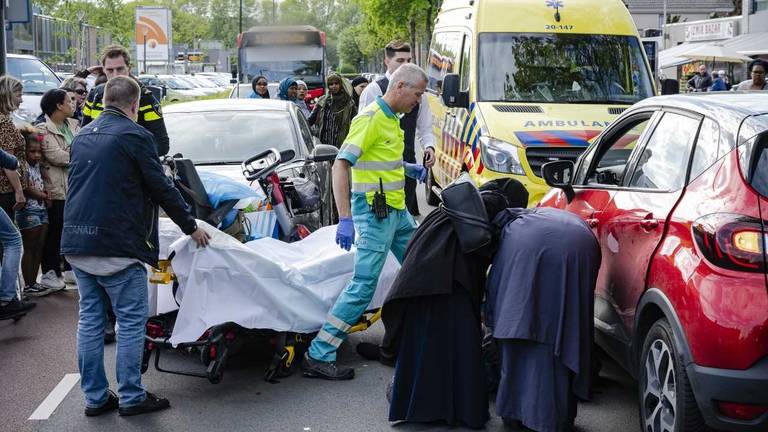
[{"left": 73, "top": 89, "right": 87, "bottom": 95}]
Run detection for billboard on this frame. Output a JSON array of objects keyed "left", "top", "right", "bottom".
[{"left": 136, "top": 7, "right": 172, "bottom": 63}]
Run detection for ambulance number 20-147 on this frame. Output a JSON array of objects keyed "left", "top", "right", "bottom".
[{"left": 545, "top": 24, "right": 574, "bottom": 30}]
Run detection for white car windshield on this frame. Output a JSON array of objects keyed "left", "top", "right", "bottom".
[
  {"left": 7, "top": 57, "right": 60, "bottom": 95},
  {"left": 165, "top": 110, "right": 297, "bottom": 164}
]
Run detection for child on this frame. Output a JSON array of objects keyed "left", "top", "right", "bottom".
[{"left": 16, "top": 125, "right": 54, "bottom": 296}]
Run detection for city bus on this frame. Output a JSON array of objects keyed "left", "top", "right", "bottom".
[{"left": 237, "top": 25, "right": 326, "bottom": 100}]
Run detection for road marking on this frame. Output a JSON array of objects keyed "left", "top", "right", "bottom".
[{"left": 29, "top": 373, "right": 80, "bottom": 420}]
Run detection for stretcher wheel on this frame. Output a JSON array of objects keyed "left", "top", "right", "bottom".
[
  {"left": 200, "top": 344, "right": 213, "bottom": 366},
  {"left": 207, "top": 358, "right": 225, "bottom": 384},
  {"left": 141, "top": 343, "right": 152, "bottom": 374}
]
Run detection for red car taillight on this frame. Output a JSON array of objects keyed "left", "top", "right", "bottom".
[
  {"left": 717, "top": 401, "right": 768, "bottom": 421},
  {"left": 692, "top": 213, "right": 766, "bottom": 273}
]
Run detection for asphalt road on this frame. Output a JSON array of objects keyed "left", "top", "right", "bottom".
[{"left": 1, "top": 182, "right": 640, "bottom": 432}]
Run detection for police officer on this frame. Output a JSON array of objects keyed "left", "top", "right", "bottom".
[
  {"left": 82, "top": 45, "right": 169, "bottom": 156},
  {"left": 301, "top": 64, "right": 429, "bottom": 380},
  {"left": 358, "top": 40, "right": 435, "bottom": 216}
]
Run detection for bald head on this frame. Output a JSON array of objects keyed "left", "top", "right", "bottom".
[{"left": 104, "top": 76, "right": 140, "bottom": 120}]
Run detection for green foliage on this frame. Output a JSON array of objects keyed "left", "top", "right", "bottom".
[
  {"left": 337, "top": 63, "right": 356, "bottom": 74},
  {"left": 32, "top": 0, "right": 439, "bottom": 71}
]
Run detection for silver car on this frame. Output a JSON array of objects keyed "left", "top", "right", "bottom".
[{"left": 163, "top": 99, "right": 337, "bottom": 230}]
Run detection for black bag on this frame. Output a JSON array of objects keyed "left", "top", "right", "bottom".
[{"left": 439, "top": 173, "right": 491, "bottom": 253}]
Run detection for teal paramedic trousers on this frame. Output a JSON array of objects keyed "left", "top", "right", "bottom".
[{"left": 308, "top": 193, "right": 416, "bottom": 362}]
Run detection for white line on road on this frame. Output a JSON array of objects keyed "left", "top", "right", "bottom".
[{"left": 29, "top": 373, "right": 80, "bottom": 420}]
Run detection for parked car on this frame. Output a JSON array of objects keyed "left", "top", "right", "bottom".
[
  {"left": 6, "top": 54, "right": 62, "bottom": 124},
  {"left": 174, "top": 75, "right": 221, "bottom": 96},
  {"left": 56, "top": 72, "right": 74, "bottom": 81},
  {"left": 538, "top": 93, "right": 768, "bottom": 432},
  {"left": 192, "top": 73, "right": 230, "bottom": 88},
  {"left": 138, "top": 75, "right": 209, "bottom": 101},
  {"left": 163, "top": 99, "right": 337, "bottom": 230}
]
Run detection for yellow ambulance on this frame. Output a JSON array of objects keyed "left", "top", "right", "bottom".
[{"left": 425, "top": 0, "right": 655, "bottom": 206}]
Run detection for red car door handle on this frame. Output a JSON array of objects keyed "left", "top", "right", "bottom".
[{"left": 640, "top": 219, "right": 659, "bottom": 230}]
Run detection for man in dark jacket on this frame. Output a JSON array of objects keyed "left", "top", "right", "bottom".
[
  {"left": 82, "top": 45, "right": 169, "bottom": 156},
  {"left": 62, "top": 76, "right": 209, "bottom": 417},
  {"left": 686, "top": 64, "right": 713, "bottom": 92}
]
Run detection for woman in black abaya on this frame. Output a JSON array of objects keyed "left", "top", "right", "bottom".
[{"left": 382, "top": 179, "right": 528, "bottom": 429}]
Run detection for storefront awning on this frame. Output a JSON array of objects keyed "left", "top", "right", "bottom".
[
  {"left": 727, "top": 32, "right": 768, "bottom": 56},
  {"left": 659, "top": 42, "right": 707, "bottom": 69},
  {"left": 659, "top": 32, "right": 768, "bottom": 69}
]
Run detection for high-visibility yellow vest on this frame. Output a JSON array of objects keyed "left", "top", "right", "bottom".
[{"left": 338, "top": 97, "right": 405, "bottom": 210}]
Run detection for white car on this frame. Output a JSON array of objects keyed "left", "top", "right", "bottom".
[
  {"left": 194, "top": 73, "right": 231, "bottom": 88},
  {"left": 151, "top": 75, "right": 209, "bottom": 99},
  {"left": 175, "top": 75, "right": 221, "bottom": 96},
  {"left": 6, "top": 54, "right": 62, "bottom": 124}
]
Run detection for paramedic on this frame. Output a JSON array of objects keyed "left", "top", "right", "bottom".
[
  {"left": 62, "top": 76, "right": 210, "bottom": 417},
  {"left": 301, "top": 64, "right": 429, "bottom": 380},
  {"left": 357, "top": 40, "right": 435, "bottom": 216}
]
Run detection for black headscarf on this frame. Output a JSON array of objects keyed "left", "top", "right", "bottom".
[
  {"left": 350, "top": 76, "right": 368, "bottom": 109},
  {"left": 251, "top": 75, "right": 269, "bottom": 99}
]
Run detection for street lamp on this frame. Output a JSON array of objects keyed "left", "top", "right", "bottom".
[{"left": 142, "top": 28, "right": 149, "bottom": 74}]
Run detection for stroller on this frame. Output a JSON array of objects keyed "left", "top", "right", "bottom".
[{"left": 142, "top": 148, "right": 383, "bottom": 384}]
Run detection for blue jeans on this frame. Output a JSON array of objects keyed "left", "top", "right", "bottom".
[
  {"left": 74, "top": 264, "right": 148, "bottom": 408},
  {"left": 0, "top": 208, "right": 22, "bottom": 302},
  {"left": 308, "top": 194, "right": 416, "bottom": 362}
]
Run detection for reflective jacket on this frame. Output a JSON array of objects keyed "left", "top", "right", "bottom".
[
  {"left": 337, "top": 97, "right": 405, "bottom": 210},
  {"left": 82, "top": 81, "right": 170, "bottom": 156}
]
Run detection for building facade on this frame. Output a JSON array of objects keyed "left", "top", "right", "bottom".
[
  {"left": 625, "top": 0, "right": 735, "bottom": 32},
  {"left": 5, "top": 13, "right": 112, "bottom": 72}
]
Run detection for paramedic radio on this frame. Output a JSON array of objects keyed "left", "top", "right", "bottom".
[{"left": 373, "top": 178, "right": 388, "bottom": 220}]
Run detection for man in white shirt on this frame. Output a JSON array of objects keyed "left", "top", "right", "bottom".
[{"left": 358, "top": 40, "right": 435, "bottom": 216}]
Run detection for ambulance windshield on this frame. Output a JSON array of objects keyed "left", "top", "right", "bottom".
[{"left": 477, "top": 33, "right": 654, "bottom": 104}]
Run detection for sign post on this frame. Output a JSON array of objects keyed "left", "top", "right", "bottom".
[{"left": 136, "top": 7, "right": 172, "bottom": 74}]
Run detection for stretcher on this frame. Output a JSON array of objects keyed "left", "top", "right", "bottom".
[{"left": 143, "top": 219, "right": 398, "bottom": 383}]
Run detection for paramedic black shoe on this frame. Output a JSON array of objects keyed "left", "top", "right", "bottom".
[
  {"left": 118, "top": 392, "right": 170, "bottom": 416},
  {"left": 84, "top": 390, "right": 118, "bottom": 416},
  {"left": 301, "top": 352, "right": 355, "bottom": 380}
]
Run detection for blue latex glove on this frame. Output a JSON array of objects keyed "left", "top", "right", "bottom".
[
  {"left": 336, "top": 217, "right": 355, "bottom": 251},
  {"left": 404, "top": 162, "right": 427, "bottom": 183}
]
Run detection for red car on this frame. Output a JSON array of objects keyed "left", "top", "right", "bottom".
[{"left": 538, "top": 93, "right": 768, "bottom": 432}]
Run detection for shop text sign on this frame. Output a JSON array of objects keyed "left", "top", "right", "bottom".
[{"left": 685, "top": 21, "right": 734, "bottom": 42}]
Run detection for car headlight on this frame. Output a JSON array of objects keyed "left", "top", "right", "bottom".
[
  {"left": 11, "top": 107, "right": 38, "bottom": 124},
  {"left": 479, "top": 136, "right": 525, "bottom": 175}
]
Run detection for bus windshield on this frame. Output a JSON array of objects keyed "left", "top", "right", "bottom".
[
  {"left": 478, "top": 33, "right": 654, "bottom": 104},
  {"left": 240, "top": 42, "right": 324, "bottom": 87},
  {"left": 243, "top": 60, "right": 323, "bottom": 86}
]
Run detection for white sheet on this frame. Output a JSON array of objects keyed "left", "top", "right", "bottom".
[{"left": 164, "top": 220, "right": 400, "bottom": 345}]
